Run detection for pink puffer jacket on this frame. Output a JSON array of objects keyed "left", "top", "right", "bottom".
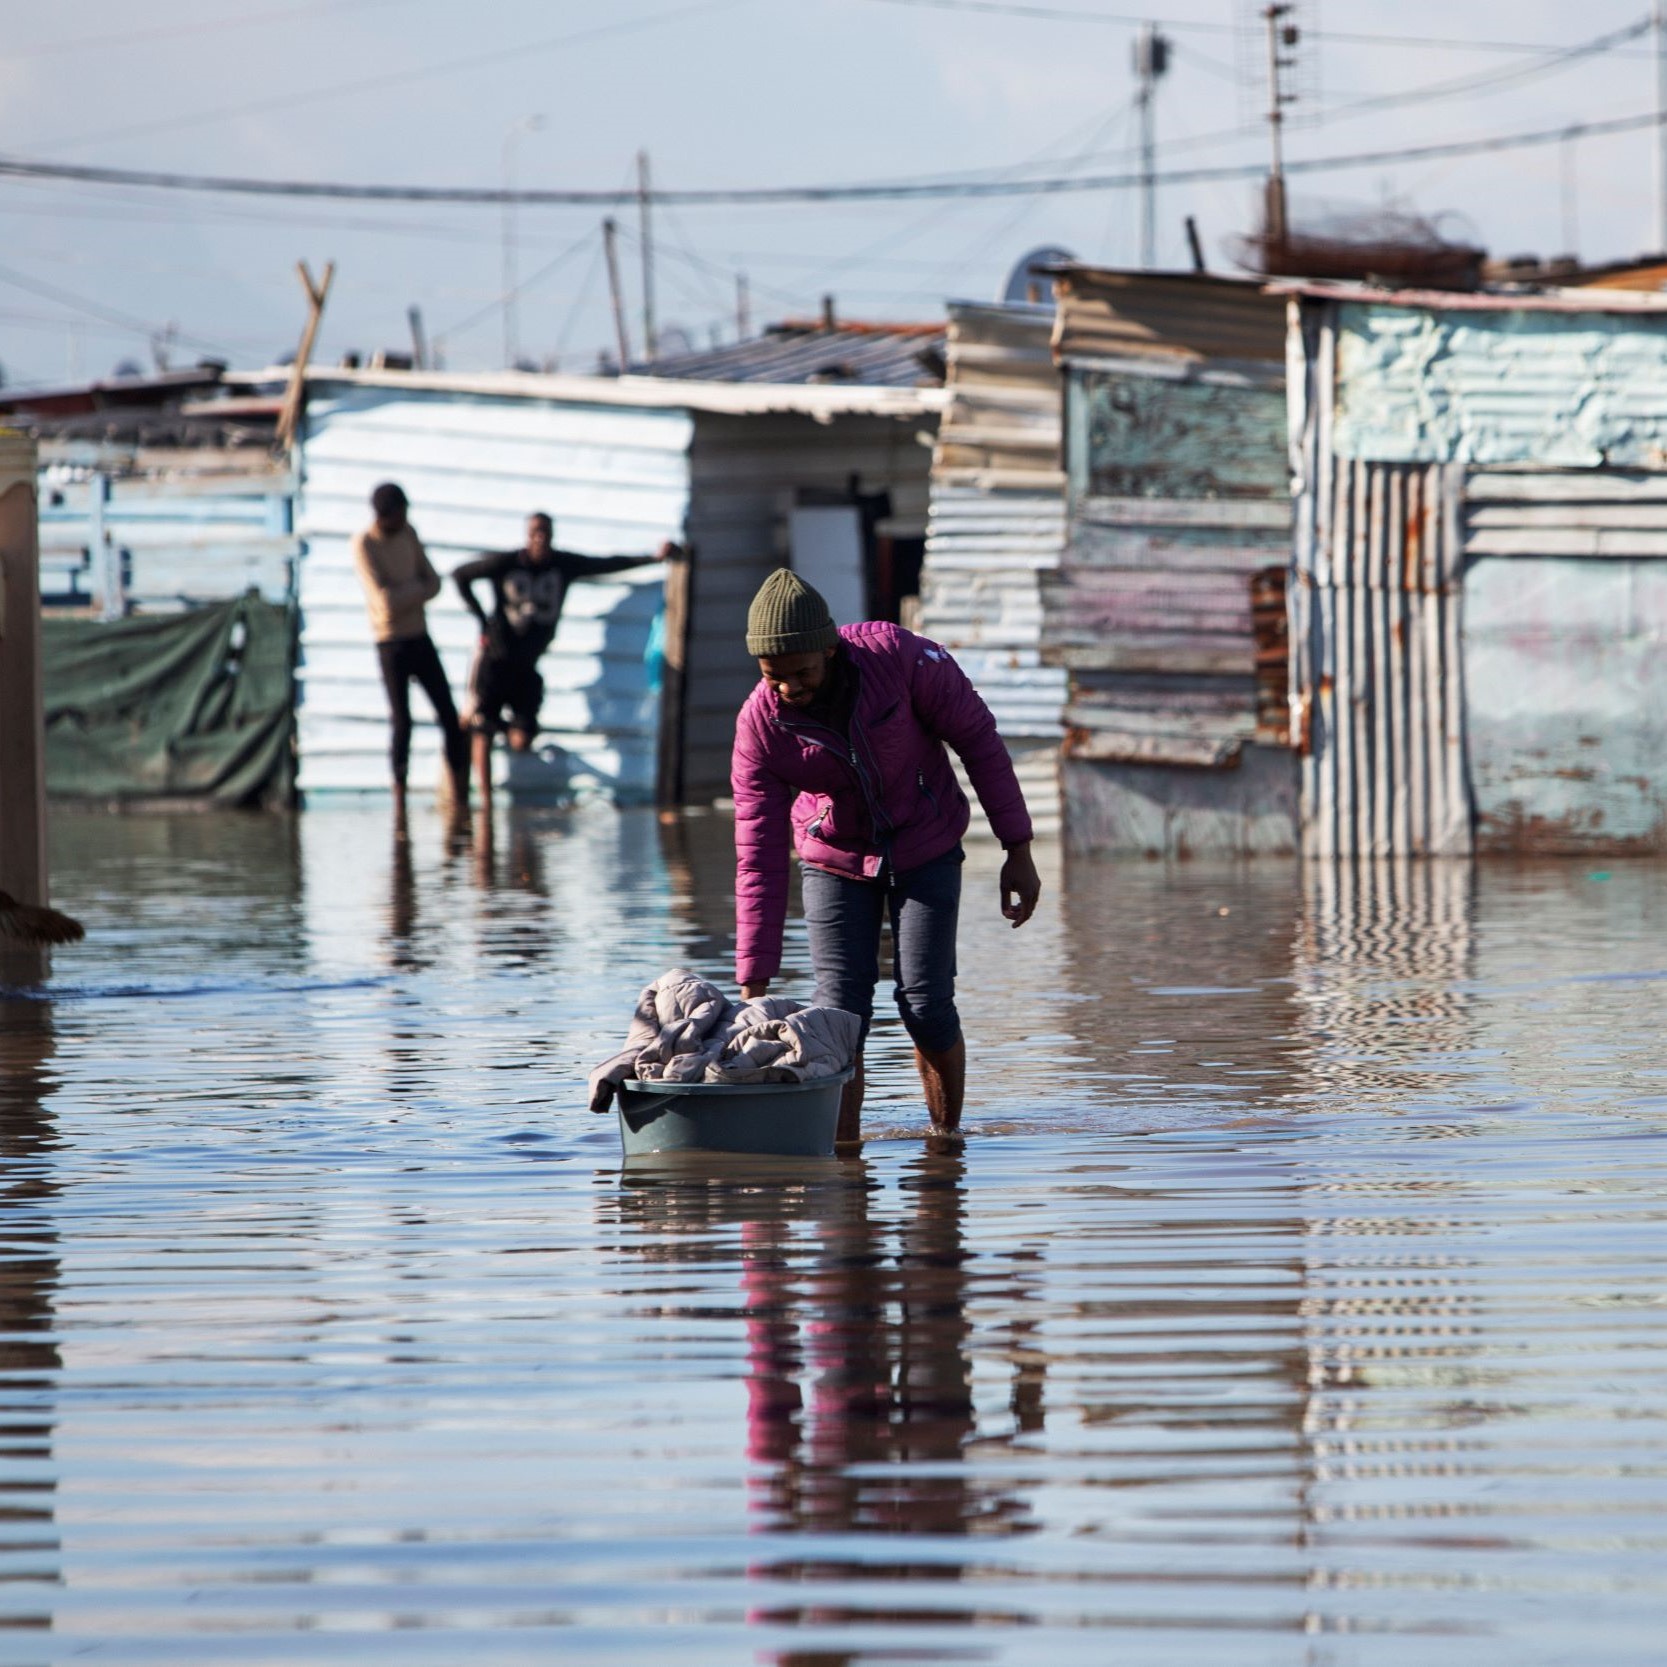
[{"left": 731, "top": 621, "right": 1033, "bottom": 986}]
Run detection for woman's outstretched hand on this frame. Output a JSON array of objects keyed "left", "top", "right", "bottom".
[{"left": 999, "top": 842, "right": 1041, "bottom": 928}]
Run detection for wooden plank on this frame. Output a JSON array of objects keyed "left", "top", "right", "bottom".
[
  {"left": 1466, "top": 527, "right": 1667, "bottom": 557},
  {"left": 656, "top": 543, "right": 692, "bottom": 807},
  {"left": 1466, "top": 470, "right": 1667, "bottom": 503},
  {"left": 1077, "top": 494, "right": 1292, "bottom": 531},
  {"left": 1064, "top": 728, "right": 1242, "bottom": 768},
  {"left": 1468, "top": 503, "right": 1667, "bottom": 529},
  {"left": 1063, "top": 703, "right": 1255, "bottom": 740},
  {"left": 0, "top": 439, "right": 46, "bottom": 916},
  {"left": 1044, "top": 639, "right": 1254, "bottom": 675}
]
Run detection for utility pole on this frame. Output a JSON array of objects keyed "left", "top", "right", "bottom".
[
  {"left": 736, "top": 271, "right": 751, "bottom": 341},
  {"left": 637, "top": 149, "right": 656, "bottom": 364},
  {"left": 1262, "top": 4, "right": 1300, "bottom": 251},
  {"left": 1132, "top": 23, "right": 1170, "bottom": 269},
  {"left": 1656, "top": 1, "right": 1667, "bottom": 250},
  {"left": 602, "top": 217, "right": 632, "bottom": 370},
  {"left": 407, "top": 305, "right": 428, "bottom": 370}
]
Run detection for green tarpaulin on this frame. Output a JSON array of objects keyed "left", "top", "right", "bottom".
[{"left": 43, "top": 594, "right": 296, "bottom": 806}]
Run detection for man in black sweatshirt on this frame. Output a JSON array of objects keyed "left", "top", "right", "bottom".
[{"left": 452, "top": 512, "right": 677, "bottom": 798}]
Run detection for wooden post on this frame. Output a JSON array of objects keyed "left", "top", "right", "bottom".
[
  {"left": 654, "top": 542, "right": 693, "bottom": 810},
  {"left": 0, "top": 432, "right": 47, "bottom": 915},
  {"left": 276, "top": 260, "right": 335, "bottom": 453}
]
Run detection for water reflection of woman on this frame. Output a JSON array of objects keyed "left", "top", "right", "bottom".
[
  {"left": 740, "top": 1151, "right": 1039, "bottom": 1640},
  {"left": 606, "top": 1153, "right": 1043, "bottom": 1646}
]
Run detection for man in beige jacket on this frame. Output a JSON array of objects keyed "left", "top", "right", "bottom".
[{"left": 351, "top": 482, "right": 470, "bottom": 811}]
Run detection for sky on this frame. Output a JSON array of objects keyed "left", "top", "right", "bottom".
[{"left": 1, "top": 0, "right": 1663, "bottom": 385}]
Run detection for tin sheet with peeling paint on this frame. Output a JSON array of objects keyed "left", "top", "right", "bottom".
[
  {"left": 1466, "top": 557, "right": 1667, "bottom": 852},
  {"left": 1331, "top": 301, "right": 1667, "bottom": 467}
]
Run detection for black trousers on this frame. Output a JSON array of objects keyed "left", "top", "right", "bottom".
[{"left": 376, "top": 634, "right": 469, "bottom": 785}]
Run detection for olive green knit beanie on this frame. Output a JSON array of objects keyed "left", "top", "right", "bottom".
[{"left": 745, "top": 567, "right": 839, "bottom": 656}]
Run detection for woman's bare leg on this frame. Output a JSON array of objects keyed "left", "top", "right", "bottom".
[
  {"left": 471, "top": 730, "right": 493, "bottom": 801},
  {"left": 914, "top": 1038, "right": 966, "bottom": 1133}
]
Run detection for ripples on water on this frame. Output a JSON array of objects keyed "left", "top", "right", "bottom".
[{"left": 0, "top": 805, "right": 1662, "bottom": 1663}]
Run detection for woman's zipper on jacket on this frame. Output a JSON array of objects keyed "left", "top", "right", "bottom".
[{"left": 917, "top": 769, "right": 937, "bottom": 808}]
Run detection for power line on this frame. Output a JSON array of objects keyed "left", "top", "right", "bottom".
[
  {"left": 1310, "top": 17, "right": 1653, "bottom": 124},
  {"left": 9, "top": 0, "right": 404, "bottom": 59},
  {"left": 859, "top": 0, "right": 1659, "bottom": 56},
  {"left": 30, "top": 0, "right": 754, "bottom": 156},
  {"left": 892, "top": 15, "right": 1657, "bottom": 180},
  {"left": 435, "top": 228, "right": 600, "bottom": 343},
  {"left": 3, "top": 109, "right": 1663, "bottom": 207},
  {"left": 0, "top": 259, "right": 230, "bottom": 356}
]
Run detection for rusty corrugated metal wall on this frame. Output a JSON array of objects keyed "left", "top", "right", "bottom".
[
  {"left": 1289, "top": 300, "right": 1471, "bottom": 857},
  {"left": 1051, "top": 268, "right": 1289, "bottom": 367},
  {"left": 1047, "top": 273, "right": 1296, "bottom": 854},
  {"left": 1291, "top": 291, "right": 1667, "bottom": 857}
]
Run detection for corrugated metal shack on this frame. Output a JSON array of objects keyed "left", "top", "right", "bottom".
[
  {"left": 1286, "top": 281, "right": 1667, "bottom": 856},
  {"left": 1044, "top": 267, "right": 1295, "bottom": 854},
  {"left": 295, "top": 341, "right": 943, "bottom": 801},
  {"left": 642, "top": 323, "right": 944, "bottom": 803},
  {"left": 920, "top": 301, "right": 1066, "bottom": 838},
  {"left": 0, "top": 369, "right": 295, "bottom": 615}
]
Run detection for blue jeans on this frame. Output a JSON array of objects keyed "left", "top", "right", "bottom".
[{"left": 801, "top": 846, "right": 964, "bottom": 1054}]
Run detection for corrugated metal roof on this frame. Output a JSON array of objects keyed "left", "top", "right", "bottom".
[
  {"left": 1052, "top": 266, "right": 1287, "bottom": 367},
  {"left": 1275, "top": 279, "right": 1667, "bottom": 313},
  {"left": 637, "top": 323, "right": 945, "bottom": 388},
  {"left": 278, "top": 364, "right": 943, "bottom": 418}
]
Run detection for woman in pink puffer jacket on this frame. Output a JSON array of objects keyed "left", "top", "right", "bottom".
[{"left": 730, "top": 567, "right": 1041, "bottom": 1146}]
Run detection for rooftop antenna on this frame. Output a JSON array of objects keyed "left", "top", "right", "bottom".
[{"left": 1132, "top": 23, "right": 1171, "bottom": 269}]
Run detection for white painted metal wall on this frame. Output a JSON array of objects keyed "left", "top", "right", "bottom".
[
  {"left": 38, "top": 446, "right": 296, "bottom": 614},
  {"left": 296, "top": 384, "right": 690, "bottom": 797},
  {"left": 922, "top": 302, "right": 1066, "bottom": 838}
]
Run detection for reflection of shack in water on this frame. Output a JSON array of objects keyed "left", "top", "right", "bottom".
[
  {"left": 1295, "top": 860, "right": 1475, "bottom": 1105},
  {"left": 656, "top": 811, "right": 748, "bottom": 974},
  {"left": 0, "top": 994, "right": 61, "bottom": 1632},
  {"left": 1059, "top": 856, "right": 1304, "bottom": 1110},
  {"left": 599, "top": 1155, "right": 1045, "bottom": 1636}
]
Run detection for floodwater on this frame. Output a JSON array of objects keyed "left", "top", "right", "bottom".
[{"left": 1, "top": 803, "right": 1664, "bottom": 1665}]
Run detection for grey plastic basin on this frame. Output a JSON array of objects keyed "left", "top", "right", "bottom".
[{"left": 616, "top": 1071, "right": 853, "bottom": 1157}]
